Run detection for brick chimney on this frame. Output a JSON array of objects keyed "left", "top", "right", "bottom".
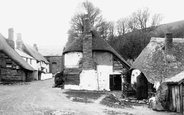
[
  {"left": 7, "top": 28, "right": 15, "bottom": 49},
  {"left": 82, "top": 15, "right": 93, "bottom": 70},
  {"left": 16, "top": 33, "right": 23, "bottom": 50},
  {"left": 165, "top": 33, "right": 173, "bottom": 54},
  {"left": 33, "top": 44, "right": 38, "bottom": 51},
  {"left": 164, "top": 33, "right": 176, "bottom": 62}
]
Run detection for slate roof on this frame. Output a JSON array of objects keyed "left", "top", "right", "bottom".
[
  {"left": 63, "top": 30, "right": 130, "bottom": 68},
  {"left": 23, "top": 44, "right": 49, "bottom": 63},
  {"left": 0, "top": 33, "right": 34, "bottom": 71},
  {"left": 38, "top": 46, "right": 63, "bottom": 56},
  {"left": 131, "top": 37, "right": 184, "bottom": 84}
]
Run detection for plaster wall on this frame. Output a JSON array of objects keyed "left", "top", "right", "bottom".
[{"left": 64, "top": 52, "right": 82, "bottom": 68}]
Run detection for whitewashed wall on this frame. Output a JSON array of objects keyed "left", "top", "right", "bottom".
[
  {"left": 94, "top": 52, "right": 113, "bottom": 91},
  {"left": 97, "top": 65, "right": 113, "bottom": 91},
  {"left": 22, "top": 57, "right": 38, "bottom": 70},
  {"left": 131, "top": 69, "right": 141, "bottom": 84},
  {"left": 64, "top": 52, "right": 83, "bottom": 68},
  {"left": 41, "top": 61, "right": 49, "bottom": 73}
]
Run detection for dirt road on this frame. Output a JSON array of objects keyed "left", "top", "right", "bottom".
[{"left": 0, "top": 79, "right": 180, "bottom": 115}]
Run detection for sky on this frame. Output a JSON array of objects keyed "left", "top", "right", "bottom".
[{"left": 0, "top": 0, "right": 184, "bottom": 48}]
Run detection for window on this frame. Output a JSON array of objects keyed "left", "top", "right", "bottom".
[
  {"left": 6, "top": 58, "right": 12, "bottom": 68},
  {"left": 52, "top": 62, "right": 57, "bottom": 65},
  {"left": 30, "top": 59, "right": 32, "bottom": 64},
  {"left": 26, "top": 58, "right": 28, "bottom": 62}
]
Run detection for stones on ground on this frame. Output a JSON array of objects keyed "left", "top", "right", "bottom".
[
  {"left": 104, "top": 109, "right": 134, "bottom": 115},
  {"left": 47, "top": 110, "right": 74, "bottom": 115}
]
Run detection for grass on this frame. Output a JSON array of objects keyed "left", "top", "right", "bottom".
[{"left": 64, "top": 90, "right": 106, "bottom": 103}]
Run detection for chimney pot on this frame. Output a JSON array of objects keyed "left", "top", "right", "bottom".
[
  {"left": 33, "top": 44, "right": 38, "bottom": 51},
  {"left": 84, "top": 15, "right": 91, "bottom": 33},
  {"left": 16, "top": 33, "right": 23, "bottom": 50},
  {"left": 8, "top": 28, "right": 14, "bottom": 40}
]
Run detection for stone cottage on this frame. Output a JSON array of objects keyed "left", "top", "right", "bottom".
[
  {"left": 0, "top": 29, "right": 35, "bottom": 82},
  {"left": 38, "top": 46, "right": 63, "bottom": 74},
  {"left": 15, "top": 33, "right": 51, "bottom": 80},
  {"left": 63, "top": 16, "right": 130, "bottom": 91},
  {"left": 131, "top": 33, "right": 184, "bottom": 99}
]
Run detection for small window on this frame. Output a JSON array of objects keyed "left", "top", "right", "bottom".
[
  {"left": 6, "top": 58, "right": 12, "bottom": 68},
  {"left": 52, "top": 62, "right": 57, "bottom": 64}
]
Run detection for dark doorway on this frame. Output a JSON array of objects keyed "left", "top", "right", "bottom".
[
  {"left": 110, "top": 74, "right": 122, "bottom": 91},
  {"left": 136, "top": 73, "right": 148, "bottom": 100}
]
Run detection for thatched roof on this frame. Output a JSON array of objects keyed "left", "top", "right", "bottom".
[
  {"left": 165, "top": 71, "right": 184, "bottom": 84},
  {"left": 0, "top": 33, "right": 34, "bottom": 71},
  {"left": 131, "top": 37, "right": 184, "bottom": 84},
  {"left": 63, "top": 30, "right": 130, "bottom": 68},
  {"left": 23, "top": 44, "right": 49, "bottom": 63}
]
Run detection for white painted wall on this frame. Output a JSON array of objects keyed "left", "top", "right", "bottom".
[
  {"left": 64, "top": 52, "right": 83, "bottom": 68},
  {"left": 79, "top": 70, "right": 98, "bottom": 90},
  {"left": 131, "top": 69, "right": 141, "bottom": 84},
  {"left": 97, "top": 65, "right": 113, "bottom": 91},
  {"left": 41, "top": 61, "right": 49, "bottom": 73},
  {"left": 22, "top": 57, "right": 38, "bottom": 70},
  {"left": 40, "top": 73, "right": 52, "bottom": 80}
]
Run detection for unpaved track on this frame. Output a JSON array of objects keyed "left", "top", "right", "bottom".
[{"left": 0, "top": 79, "right": 180, "bottom": 115}]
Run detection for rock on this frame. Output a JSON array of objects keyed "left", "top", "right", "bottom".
[{"left": 155, "top": 83, "right": 170, "bottom": 110}]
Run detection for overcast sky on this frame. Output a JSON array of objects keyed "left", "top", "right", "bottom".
[{"left": 0, "top": 0, "right": 184, "bottom": 48}]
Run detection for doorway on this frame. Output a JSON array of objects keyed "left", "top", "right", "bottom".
[{"left": 110, "top": 74, "right": 122, "bottom": 91}]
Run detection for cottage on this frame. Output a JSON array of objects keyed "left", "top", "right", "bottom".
[
  {"left": 16, "top": 33, "right": 51, "bottom": 80},
  {"left": 63, "top": 16, "right": 130, "bottom": 91},
  {"left": 131, "top": 33, "right": 184, "bottom": 99},
  {"left": 38, "top": 46, "right": 63, "bottom": 74},
  {"left": 0, "top": 29, "right": 34, "bottom": 82}
]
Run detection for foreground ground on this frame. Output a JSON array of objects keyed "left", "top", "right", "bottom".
[{"left": 0, "top": 79, "right": 180, "bottom": 115}]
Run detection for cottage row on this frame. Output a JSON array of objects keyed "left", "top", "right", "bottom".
[{"left": 0, "top": 28, "right": 54, "bottom": 82}]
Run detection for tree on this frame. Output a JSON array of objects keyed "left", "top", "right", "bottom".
[
  {"left": 70, "top": 0, "right": 103, "bottom": 34},
  {"left": 116, "top": 18, "right": 128, "bottom": 36},
  {"left": 127, "top": 8, "right": 162, "bottom": 33},
  {"left": 66, "top": 29, "right": 78, "bottom": 46}
]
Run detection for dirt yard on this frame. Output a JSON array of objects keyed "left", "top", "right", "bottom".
[{"left": 0, "top": 79, "right": 180, "bottom": 115}]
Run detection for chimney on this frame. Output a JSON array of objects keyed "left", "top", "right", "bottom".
[
  {"left": 165, "top": 33, "right": 173, "bottom": 54},
  {"left": 33, "top": 44, "right": 38, "bottom": 51},
  {"left": 7, "top": 28, "right": 15, "bottom": 49},
  {"left": 82, "top": 15, "right": 93, "bottom": 70},
  {"left": 16, "top": 33, "right": 23, "bottom": 50}
]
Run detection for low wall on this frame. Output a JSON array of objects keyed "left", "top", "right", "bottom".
[{"left": 41, "top": 73, "right": 53, "bottom": 80}]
